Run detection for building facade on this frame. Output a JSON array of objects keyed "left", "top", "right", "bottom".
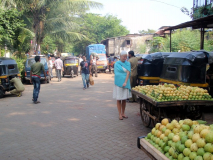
[{"left": 101, "top": 34, "right": 153, "bottom": 56}]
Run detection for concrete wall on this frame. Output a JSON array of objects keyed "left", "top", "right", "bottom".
[{"left": 102, "top": 34, "right": 153, "bottom": 56}]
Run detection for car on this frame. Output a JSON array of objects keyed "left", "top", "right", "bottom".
[{"left": 23, "top": 56, "right": 51, "bottom": 83}]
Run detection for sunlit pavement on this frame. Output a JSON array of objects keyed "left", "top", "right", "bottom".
[{"left": 0, "top": 72, "right": 151, "bottom": 160}]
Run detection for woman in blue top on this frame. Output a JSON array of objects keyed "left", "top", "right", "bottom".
[{"left": 113, "top": 51, "right": 132, "bottom": 120}]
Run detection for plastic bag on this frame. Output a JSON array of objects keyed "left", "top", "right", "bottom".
[{"left": 89, "top": 75, "right": 94, "bottom": 85}]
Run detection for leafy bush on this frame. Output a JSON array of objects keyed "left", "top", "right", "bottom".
[{"left": 12, "top": 56, "right": 26, "bottom": 74}]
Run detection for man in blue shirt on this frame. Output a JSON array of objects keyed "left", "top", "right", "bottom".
[{"left": 80, "top": 56, "right": 91, "bottom": 90}]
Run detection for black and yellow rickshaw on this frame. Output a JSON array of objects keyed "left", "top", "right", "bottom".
[
  {"left": 62, "top": 56, "right": 79, "bottom": 78},
  {"left": 137, "top": 52, "right": 170, "bottom": 86},
  {"left": 0, "top": 57, "right": 21, "bottom": 98},
  {"left": 159, "top": 51, "right": 213, "bottom": 95}
]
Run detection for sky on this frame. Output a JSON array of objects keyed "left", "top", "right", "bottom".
[{"left": 89, "top": 0, "right": 193, "bottom": 33}]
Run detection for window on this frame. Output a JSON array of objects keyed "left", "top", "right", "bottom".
[
  {"left": 8, "top": 65, "right": 15, "bottom": 69},
  {"left": 126, "top": 40, "right": 130, "bottom": 45}
]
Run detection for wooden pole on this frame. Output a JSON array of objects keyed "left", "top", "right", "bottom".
[
  {"left": 200, "top": 28, "right": 205, "bottom": 50},
  {"left": 170, "top": 30, "right": 172, "bottom": 52}
]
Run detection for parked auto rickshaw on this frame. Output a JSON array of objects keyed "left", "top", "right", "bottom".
[
  {"left": 137, "top": 52, "right": 170, "bottom": 86},
  {"left": 0, "top": 57, "right": 21, "bottom": 98},
  {"left": 159, "top": 51, "right": 213, "bottom": 95},
  {"left": 63, "top": 56, "right": 79, "bottom": 78}
]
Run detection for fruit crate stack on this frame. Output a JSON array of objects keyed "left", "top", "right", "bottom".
[{"left": 139, "top": 118, "right": 213, "bottom": 160}]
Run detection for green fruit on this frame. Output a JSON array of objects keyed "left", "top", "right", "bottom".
[
  {"left": 164, "top": 146, "right": 170, "bottom": 153},
  {"left": 194, "top": 156, "right": 203, "bottom": 160},
  {"left": 189, "top": 152, "right": 197, "bottom": 160},
  {"left": 163, "top": 137, "right": 169, "bottom": 143},
  {"left": 203, "top": 152, "right": 212, "bottom": 160},
  {"left": 169, "top": 156, "right": 173, "bottom": 160},
  {"left": 147, "top": 133, "right": 152, "bottom": 139},
  {"left": 165, "top": 152, "right": 170, "bottom": 158},
  {"left": 182, "top": 124, "right": 190, "bottom": 131},
  {"left": 183, "top": 157, "right": 190, "bottom": 160},
  {"left": 204, "top": 143, "right": 213, "bottom": 153},
  {"left": 178, "top": 144, "right": 186, "bottom": 153},
  {"left": 197, "top": 148, "right": 205, "bottom": 156},
  {"left": 176, "top": 141, "right": 182, "bottom": 151},
  {"left": 183, "top": 148, "right": 191, "bottom": 157},
  {"left": 178, "top": 153, "right": 184, "bottom": 160},
  {"left": 181, "top": 136, "right": 188, "bottom": 144},
  {"left": 168, "top": 133, "right": 175, "bottom": 140},
  {"left": 205, "top": 132, "right": 213, "bottom": 143},
  {"left": 168, "top": 140, "right": 173, "bottom": 147}
]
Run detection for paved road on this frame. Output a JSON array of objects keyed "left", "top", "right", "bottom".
[{"left": 0, "top": 73, "right": 151, "bottom": 160}]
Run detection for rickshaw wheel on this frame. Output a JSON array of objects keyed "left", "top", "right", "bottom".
[
  {"left": 0, "top": 88, "right": 4, "bottom": 98},
  {"left": 140, "top": 100, "right": 151, "bottom": 127}
]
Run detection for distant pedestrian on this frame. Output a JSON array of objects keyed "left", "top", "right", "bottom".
[
  {"left": 55, "top": 56, "right": 63, "bottom": 82},
  {"left": 113, "top": 51, "right": 131, "bottom": 120},
  {"left": 128, "top": 50, "right": 142, "bottom": 102},
  {"left": 92, "top": 56, "right": 98, "bottom": 77},
  {"left": 10, "top": 76, "right": 25, "bottom": 97},
  {"left": 79, "top": 56, "right": 83, "bottom": 65},
  {"left": 30, "top": 56, "right": 46, "bottom": 104},
  {"left": 48, "top": 56, "right": 53, "bottom": 78},
  {"left": 80, "top": 56, "right": 91, "bottom": 90}
]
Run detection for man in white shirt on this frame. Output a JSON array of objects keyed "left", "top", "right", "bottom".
[
  {"left": 48, "top": 57, "right": 53, "bottom": 78},
  {"left": 55, "top": 57, "right": 63, "bottom": 82},
  {"left": 91, "top": 56, "right": 98, "bottom": 77}
]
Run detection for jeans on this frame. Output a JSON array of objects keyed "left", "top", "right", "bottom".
[
  {"left": 32, "top": 76, "right": 40, "bottom": 102},
  {"left": 56, "top": 69, "right": 62, "bottom": 81},
  {"left": 81, "top": 73, "right": 89, "bottom": 88}
]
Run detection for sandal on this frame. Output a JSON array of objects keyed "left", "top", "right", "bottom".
[{"left": 122, "top": 115, "right": 128, "bottom": 119}]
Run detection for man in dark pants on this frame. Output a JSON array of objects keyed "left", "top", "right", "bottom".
[
  {"left": 30, "top": 56, "right": 46, "bottom": 104},
  {"left": 80, "top": 56, "right": 92, "bottom": 90},
  {"left": 55, "top": 56, "right": 63, "bottom": 82},
  {"left": 91, "top": 56, "right": 98, "bottom": 77},
  {"left": 128, "top": 51, "right": 142, "bottom": 102}
]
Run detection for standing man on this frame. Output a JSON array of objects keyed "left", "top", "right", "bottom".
[
  {"left": 55, "top": 56, "right": 63, "bottom": 82},
  {"left": 80, "top": 56, "right": 91, "bottom": 90},
  {"left": 48, "top": 56, "right": 53, "bottom": 79},
  {"left": 128, "top": 51, "right": 142, "bottom": 102},
  {"left": 92, "top": 56, "right": 98, "bottom": 77},
  {"left": 30, "top": 56, "right": 46, "bottom": 104}
]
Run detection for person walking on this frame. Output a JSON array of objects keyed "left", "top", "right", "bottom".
[
  {"left": 10, "top": 76, "right": 25, "bottom": 97},
  {"left": 128, "top": 50, "right": 142, "bottom": 102},
  {"left": 55, "top": 56, "right": 63, "bottom": 82},
  {"left": 92, "top": 56, "right": 98, "bottom": 77},
  {"left": 80, "top": 56, "right": 91, "bottom": 90},
  {"left": 30, "top": 56, "right": 46, "bottom": 104},
  {"left": 113, "top": 51, "right": 131, "bottom": 120},
  {"left": 48, "top": 56, "right": 53, "bottom": 78}
]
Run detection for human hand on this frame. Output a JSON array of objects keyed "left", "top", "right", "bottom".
[
  {"left": 30, "top": 79, "right": 32, "bottom": 84},
  {"left": 122, "top": 82, "right": 127, "bottom": 87}
]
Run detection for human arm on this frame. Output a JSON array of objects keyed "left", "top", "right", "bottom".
[
  {"left": 123, "top": 70, "right": 130, "bottom": 87},
  {"left": 137, "top": 57, "right": 142, "bottom": 60},
  {"left": 30, "top": 71, "right": 32, "bottom": 83},
  {"left": 42, "top": 65, "right": 46, "bottom": 80}
]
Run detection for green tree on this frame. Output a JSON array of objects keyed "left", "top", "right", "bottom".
[
  {"left": 149, "top": 29, "right": 213, "bottom": 53},
  {"left": 73, "top": 13, "right": 129, "bottom": 55},
  {"left": 0, "top": 8, "right": 25, "bottom": 56},
  {"left": 5, "top": 0, "right": 102, "bottom": 55},
  {"left": 139, "top": 29, "right": 156, "bottom": 34}
]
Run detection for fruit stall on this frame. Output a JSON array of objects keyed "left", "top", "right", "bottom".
[
  {"left": 137, "top": 118, "right": 213, "bottom": 160},
  {"left": 132, "top": 84, "right": 213, "bottom": 127}
]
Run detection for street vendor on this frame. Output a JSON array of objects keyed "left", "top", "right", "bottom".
[{"left": 113, "top": 50, "right": 131, "bottom": 120}]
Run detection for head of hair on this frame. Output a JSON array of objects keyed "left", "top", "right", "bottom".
[
  {"left": 35, "top": 56, "right": 40, "bottom": 62},
  {"left": 128, "top": 51, "right": 135, "bottom": 57}
]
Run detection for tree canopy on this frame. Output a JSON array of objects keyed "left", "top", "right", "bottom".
[{"left": 72, "top": 13, "right": 129, "bottom": 55}]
